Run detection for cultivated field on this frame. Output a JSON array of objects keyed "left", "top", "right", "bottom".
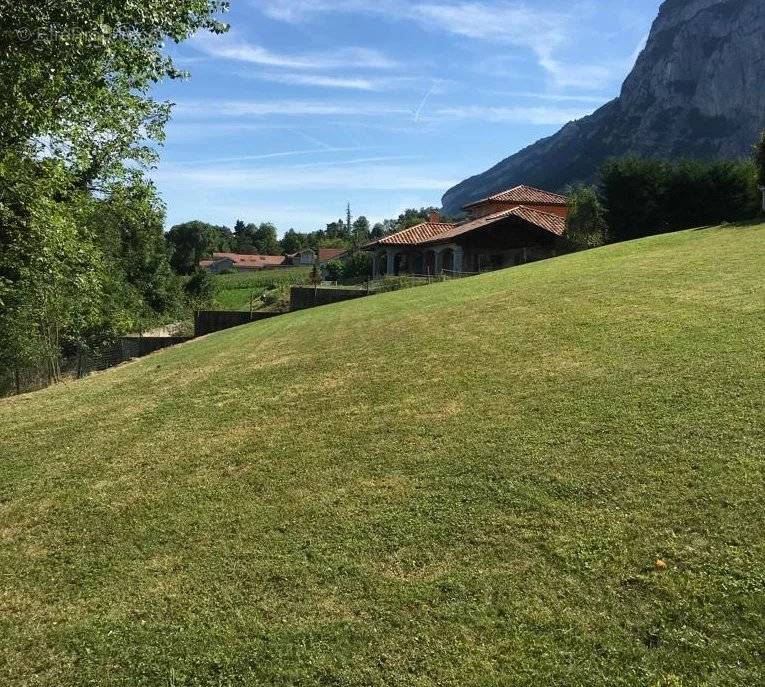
[
  {"left": 213, "top": 267, "right": 311, "bottom": 310},
  {"left": 1, "top": 224, "right": 763, "bottom": 686}
]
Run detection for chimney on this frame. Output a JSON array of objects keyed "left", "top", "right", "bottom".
[{"left": 428, "top": 210, "right": 441, "bottom": 223}]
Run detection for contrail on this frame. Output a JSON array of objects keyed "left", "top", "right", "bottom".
[{"left": 413, "top": 81, "right": 440, "bottom": 123}]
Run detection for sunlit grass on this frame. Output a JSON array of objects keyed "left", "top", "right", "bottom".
[{"left": 0, "top": 225, "right": 763, "bottom": 686}]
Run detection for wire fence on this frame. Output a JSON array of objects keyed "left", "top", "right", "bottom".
[{"left": 1, "top": 336, "right": 191, "bottom": 398}]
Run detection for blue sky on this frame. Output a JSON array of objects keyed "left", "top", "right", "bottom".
[{"left": 153, "top": 0, "right": 662, "bottom": 233}]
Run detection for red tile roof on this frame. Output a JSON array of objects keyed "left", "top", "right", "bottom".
[
  {"left": 365, "top": 205, "right": 564, "bottom": 250},
  {"left": 463, "top": 184, "right": 567, "bottom": 208},
  {"left": 208, "top": 253, "right": 286, "bottom": 267},
  {"left": 318, "top": 248, "right": 346, "bottom": 261},
  {"left": 368, "top": 222, "right": 457, "bottom": 247},
  {"left": 423, "top": 206, "right": 565, "bottom": 243}
]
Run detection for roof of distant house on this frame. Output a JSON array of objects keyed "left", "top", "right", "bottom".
[
  {"left": 317, "top": 248, "right": 346, "bottom": 261},
  {"left": 207, "top": 253, "right": 286, "bottom": 267},
  {"left": 463, "top": 184, "right": 567, "bottom": 209}
]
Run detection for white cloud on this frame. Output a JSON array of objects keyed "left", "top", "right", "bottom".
[
  {"left": 240, "top": 71, "right": 420, "bottom": 92},
  {"left": 172, "top": 146, "right": 370, "bottom": 165},
  {"left": 433, "top": 104, "right": 592, "bottom": 125},
  {"left": 156, "top": 161, "right": 456, "bottom": 191},
  {"left": 257, "top": 1, "right": 625, "bottom": 90},
  {"left": 193, "top": 33, "right": 397, "bottom": 70},
  {"left": 174, "top": 99, "right": 409, "bottom": 118}
]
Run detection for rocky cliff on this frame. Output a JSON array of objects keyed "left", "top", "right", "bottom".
[{"left": 441, "top": 0, "right": 765, "bottom": 215}]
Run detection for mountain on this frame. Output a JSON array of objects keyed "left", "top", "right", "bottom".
[{"left": 441, "top": 0, "right": 765, "bottom": 216}]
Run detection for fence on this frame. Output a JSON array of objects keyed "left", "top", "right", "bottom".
[
  {"left": 194, "top": 309, "right": 284, "bottom": 337},
  {"left": 1, "top": 335, "right": 193, "bottom": 397}
]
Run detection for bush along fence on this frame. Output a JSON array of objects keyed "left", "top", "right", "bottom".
[
  {"left": 1, "top": 335, "right": 192, "bottom": 397},
  {"left": 3, "top": 271, "right": 482, "bottom": 397}
]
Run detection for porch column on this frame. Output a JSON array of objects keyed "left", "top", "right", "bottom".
[
  {"left": 453, "top": 245, "right": 464, "bottom": 274},
  {"left": 434, "top": 248, "right": 444, "bottom": 274},
  {"left": 371, "top": 252, "right": 379, "bottom": 278},
  {"left": 386, "top": 248, "right": 397, "bottom": 276}
]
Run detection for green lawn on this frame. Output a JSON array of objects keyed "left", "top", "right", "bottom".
[
  {"left": 213, "top": 267, "right": 311, "bottom": 310},
  {"left": 1, "top": 224, "right": 763, "bottom": 686}
]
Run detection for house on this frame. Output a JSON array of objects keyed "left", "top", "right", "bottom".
[
  {"left": 285, "top": 247, "right": 348, "bottom": 267},
  {"left": 200, "top": 253, "right": 287, "bottom": 273},
  {"left": 285, "top": 248, "right": 315, "bottom": 266},
  {"left": 364, "top": 185, "right": 568, "bottom": 276}
]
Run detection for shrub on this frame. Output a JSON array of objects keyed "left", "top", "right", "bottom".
[
  {"left": 600, "top": 156, "right": 759, "bottom": 242},
  {"left": 565, "top": 186, "right": 607, "bottom": 249}
]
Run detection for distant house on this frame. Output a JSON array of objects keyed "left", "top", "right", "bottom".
[
  {"left": 200, "top": 253, "right": 286, "bottom": 273},
  {"left": 364, "top": 185, "right": 568, "bottom": 276},
  {"left": 285, "top": 247, "right": 348, "bottom": 267},
  {"left": 285, "top": 248, "right": 315, "bottom": 266}
]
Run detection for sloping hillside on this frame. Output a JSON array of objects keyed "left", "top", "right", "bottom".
[{"left": 1, "top": 224, "right": 763, "bottom": 686}]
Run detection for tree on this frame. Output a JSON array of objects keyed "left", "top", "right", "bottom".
[
  {"left": 341, "top": 252, "right": 372, "bottom": 281},
  {"left": 324, "top": 260, "right": 343, "bottom": 282},
  {"left": 564, "top": 186, "right": 607, "bottom": 249},
  {"left": 166, "top": 221, "right": 232, "bottom": 274},
  {"left": 0, "top": 155, "right": 105, "bottom": 380},
  {"left": 252, "top": 223, "right": 281, "bottom": 255},
  {"left": 325, "top": 219, "right": 350, "bottom": 240},
  {"left": 280, "top": 229, "right": 305, "bottom": 254},
  {"left": 755, "top": 130, "right": 765, "bottom": 212},
  {"left": 352, "top": 216, "right": 371, "bottom": 245},
  {"left": 600, "top": 158, "right": 669, "bottom": 242},
  {"left": 600, "top": 156, "right": 759, "bottom": 243},
  {"left": 1, "top": 1, "right": 228, "bottom": 176},
  {"left": 85, "top": 179, "right": 181, "bottom": 315}
]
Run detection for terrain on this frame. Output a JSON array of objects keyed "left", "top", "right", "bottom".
[{"left": 1, "top": 224, "right": 763, "bottom": 686}]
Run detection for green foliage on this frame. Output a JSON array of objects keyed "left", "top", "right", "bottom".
[
  {"left": 0, "top": 1, "right": 228, "bottom": 174},
  {"left": 341, "top": 251, "right": 372, "bottom": 281},
  {"left": 601, "top": 157, "right": 758, "bottom": 242},
  {"left": 234, "top": 221, "right": 280, "bottom": 254},
  {"left": 0, "top": 154, "right": 105, "bottom": 378},
  {"left": 309, "top": 261, "right": 323, "bottom": 285},
  {"left": 184, "top": 269, "right": 216, "bottom": 308},
  {"left": 324, "top": 260, "right": 344, "bottom": 282},
  {"left": 280, "top": 228, "right": 306, "bottom": 254},
  {"left": 754, "top": 130, "right": 765, "bottom": 189},
  {"left": 565, "top": 186, "right": 607, "bottom": 249},
  {"left": 166, "top": 220, "right": 233, "bottom": 274}
]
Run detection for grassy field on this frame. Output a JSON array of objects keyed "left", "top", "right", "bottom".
[
  {"left": 1, "top": 224, "right": 763, "bottom": 686},
  {"left": 213, "top": 267, "right": 310, "bottom": 310}
]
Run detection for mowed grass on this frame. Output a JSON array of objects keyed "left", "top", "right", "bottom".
[
  {"left": 213, "top": 267, "right": 310, "bottom": 310},
  {"left": 1, "top": 225, "right": 763, "bottom": 686}
]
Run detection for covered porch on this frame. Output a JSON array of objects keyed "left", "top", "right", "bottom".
[{"left": 368, "top": 212, "right": 562, "bottom": 277}]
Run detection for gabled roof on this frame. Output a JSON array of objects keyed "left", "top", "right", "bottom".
[
  {"left": 209, "top": 253, "right": 286, "bottom": 267},
  {"left": 367, "top": 221, "right": 457, "bottom": 247},
  {"left": 423, "top": 206, "right": 565, "bottom": 243},
  {"left": 463, "top": 184, "right": 567, "bottom": 209},
  {"left": 365, "top": 205, "right": 564, "bottom": 250},
  {"left": 318, "top": 248, "right": 347, "bottom": 261}
]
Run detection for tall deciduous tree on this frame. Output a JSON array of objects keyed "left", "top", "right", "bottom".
[
  {"left": 166, "top": 221, "right": 232, "bottom": 274},
  {"left": 755, "top": 130, "right": 765, "bottom": 212},
  {"left": 565, "top": 186, "right": 607, "bottom": 249},
  {"left": 0, "top": 1, "right": 228, "bottom": 177}
]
